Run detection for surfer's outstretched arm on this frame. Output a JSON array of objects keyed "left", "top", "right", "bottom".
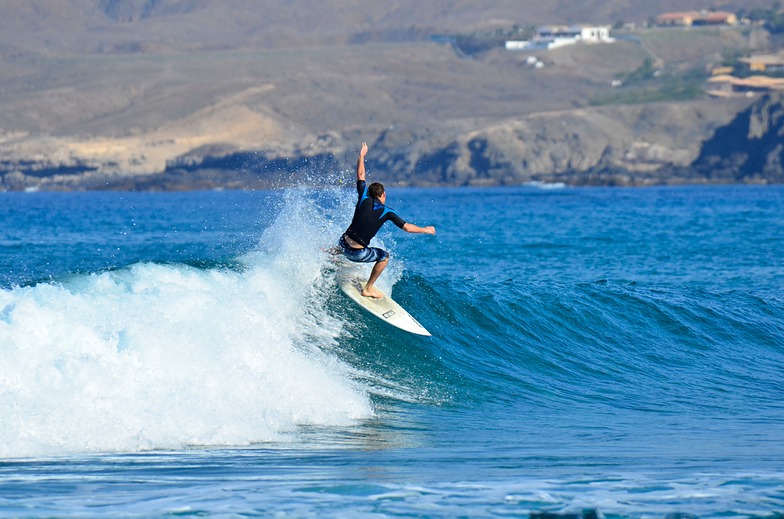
[
  {"left": 403, "top": 223, "right": 436, "bottom": 235},
  {"left": 356, "top": 142, "right": 368, "bottom": 182}
]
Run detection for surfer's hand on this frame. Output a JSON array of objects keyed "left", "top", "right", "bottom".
[
  {"left": 423, "top": 226, "right": 436, "bottom": 235},
  {"left": 359, "top": 142, "right": 368, "bottom": 158}
]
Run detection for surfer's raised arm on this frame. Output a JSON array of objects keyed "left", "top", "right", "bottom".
[{"left": 356, "top": 142, "right": 368, "bottom": 182}]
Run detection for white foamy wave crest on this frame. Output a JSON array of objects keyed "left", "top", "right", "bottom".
[{"left": 0, "top": 188, "right": 373, "bottom": 458}]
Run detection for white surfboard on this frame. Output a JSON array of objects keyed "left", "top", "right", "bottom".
[{"left": 337, "top": 271, "right": 431, "bottom": 337}]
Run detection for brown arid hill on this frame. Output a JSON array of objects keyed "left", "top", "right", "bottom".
[
  {"left": 0, "top": 0, "right": 779, "bottom": 190},
  {"left": 0, "top": 0, "right": 769, "bottom": 54}
]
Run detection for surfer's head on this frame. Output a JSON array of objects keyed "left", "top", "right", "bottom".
[{"left": 369, "top": 182, "right": 385, "bottom": 200}]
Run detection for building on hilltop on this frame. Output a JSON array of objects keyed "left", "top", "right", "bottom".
[
  {"left": 709, "top": 52, "right": 784, "bottom": 97},
  {"left": 537, "top": 25, "right": 611, "bottom": 42},
  {"left": 655, "top": 11, "right": 738, "bottom": 26},
  {"left": 707, "top": 74, "right": 784, "bottom": 97},
  {"left": 739, "top": 54, "right": 784, "bottom": 74},
  {"left": 506, "top": 24, "right": 613, "bottom": 51}
]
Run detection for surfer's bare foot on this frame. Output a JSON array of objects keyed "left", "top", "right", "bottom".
[{"left": 361, "top": 286, "right": 383, "bottom": 299}]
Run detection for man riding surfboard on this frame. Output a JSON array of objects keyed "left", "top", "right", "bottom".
[{"left": 337, "top": 142, "right": 436, "bottom": 298}]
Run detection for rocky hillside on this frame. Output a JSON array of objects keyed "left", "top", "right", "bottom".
[
  {"left": 0, "top": 0, "right": 779, "bottom": 190},
  {"left": 691, "top": 93, "right": 784, "bottom": 184}
]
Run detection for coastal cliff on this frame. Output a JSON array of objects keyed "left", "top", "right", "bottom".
[{"left": 1, "top": 95, "right": 776, "bottom": 191}]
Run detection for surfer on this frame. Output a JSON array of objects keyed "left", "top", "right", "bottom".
[{"left": 338, "top": 142, "right": 436, "bottom": 299}]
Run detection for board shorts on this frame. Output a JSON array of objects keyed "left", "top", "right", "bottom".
[{"left": 338, "top": 235, "right": 389, "bottom": 263}]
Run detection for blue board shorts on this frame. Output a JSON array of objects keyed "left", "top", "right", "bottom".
[{"left": 339, "top": 235, "right": 389, "bottom": 263}]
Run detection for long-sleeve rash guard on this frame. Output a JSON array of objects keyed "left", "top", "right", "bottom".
[{"left": 344, "top": 180, "right": 406, "bottom": 247}]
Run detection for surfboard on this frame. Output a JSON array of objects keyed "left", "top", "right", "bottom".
[{"left": 337, "top": 270, "right": 431, "bottom": 337}]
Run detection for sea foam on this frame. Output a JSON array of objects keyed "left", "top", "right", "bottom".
[{"left": 0, "top": 189, "right": 374, "bottom": 458}]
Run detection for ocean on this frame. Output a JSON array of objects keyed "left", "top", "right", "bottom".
[{"left": 0, "top": 184, "right": 782, "bottom": 518}]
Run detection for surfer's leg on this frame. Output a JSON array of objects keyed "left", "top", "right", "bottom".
[
  {"left": 362, "top": 258, "right": 388, "bottom": 299},
  {"left": 359, "top": 247, "right": 389, "bottom": 299}
]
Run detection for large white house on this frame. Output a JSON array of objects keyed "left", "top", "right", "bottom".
[{"left": 506, "top": 25, "right": 613, "bottom": 51}]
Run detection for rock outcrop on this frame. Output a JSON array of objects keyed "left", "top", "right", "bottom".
[{"left": 691, "top": 93, "right": 784, "bottom": 184}]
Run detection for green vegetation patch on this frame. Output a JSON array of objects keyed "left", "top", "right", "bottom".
[
  {"left": 589, "top": 79, "right": 704, "bottom": 105},
  {"left": 590, "top": 60, "right": 708, "bottom": 105}
]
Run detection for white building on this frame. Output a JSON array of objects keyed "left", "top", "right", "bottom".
[{"left": 506, "top": 25, "right": 613, "bottom": 51}]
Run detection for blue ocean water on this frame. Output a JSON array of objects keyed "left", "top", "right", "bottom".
[{"left": 1, "top": 185, "right": 783, "bottom": 518}]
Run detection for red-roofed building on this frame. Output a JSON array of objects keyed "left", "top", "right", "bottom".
[{"left": 655, "top": 11, "right": 737, "bottom": 26}]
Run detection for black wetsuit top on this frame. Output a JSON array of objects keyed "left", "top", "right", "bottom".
[{"left": 344, "top": 180, "right": 406, "bottom": 247}]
